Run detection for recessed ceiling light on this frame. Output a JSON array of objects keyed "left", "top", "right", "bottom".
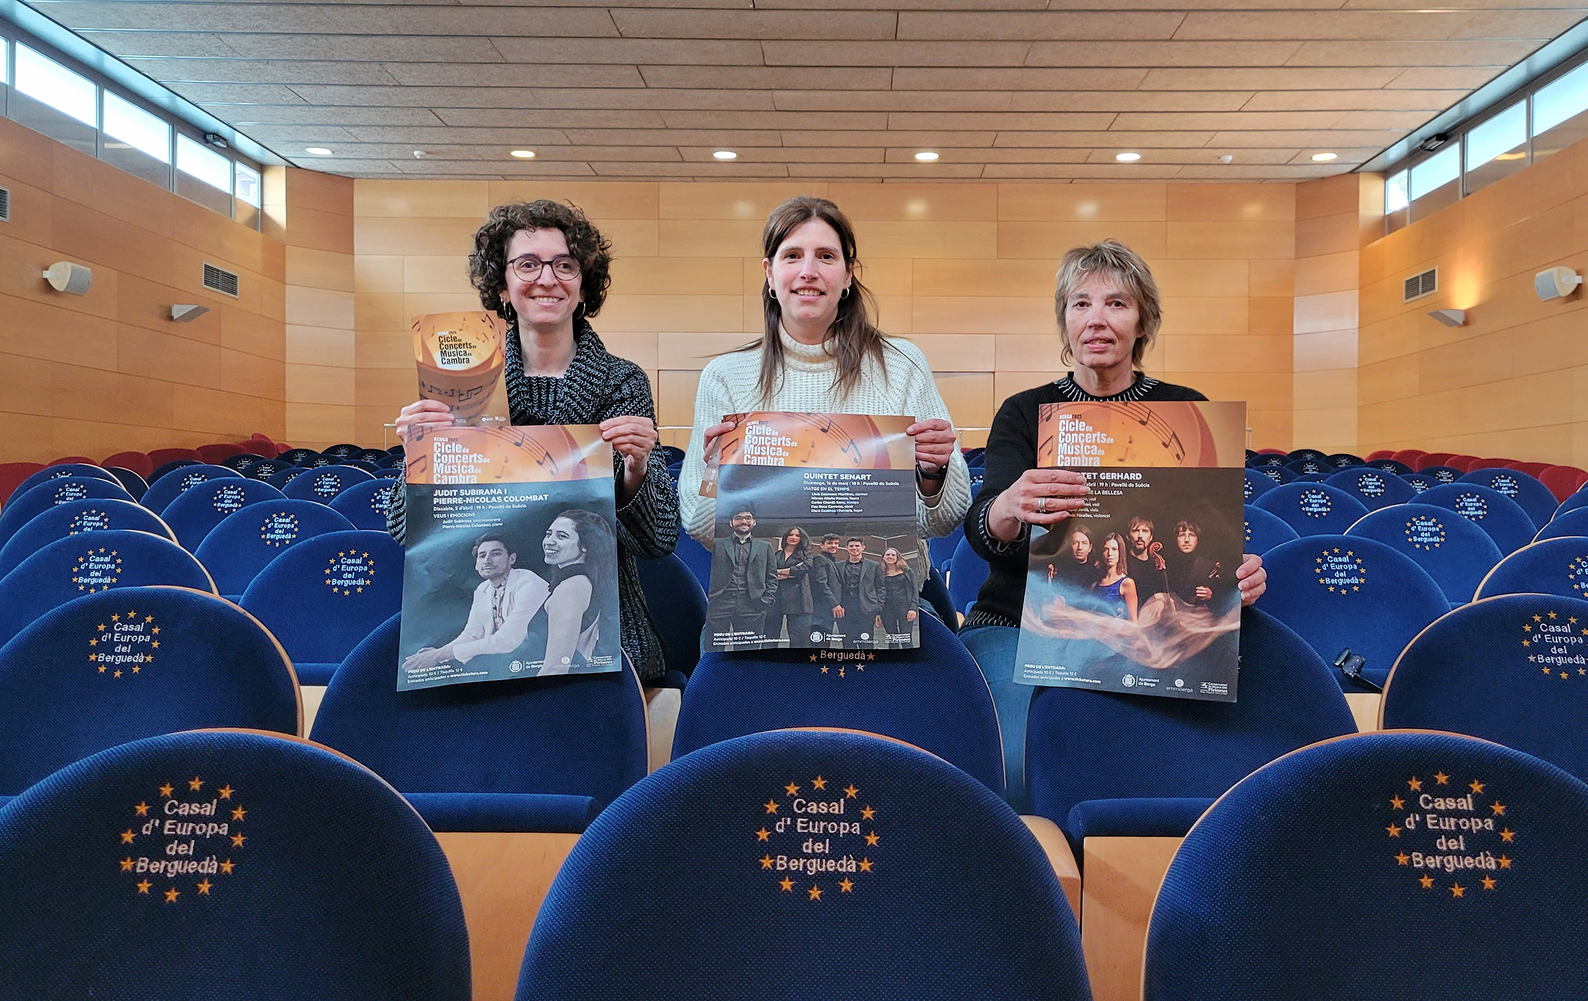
[
  {"left": 1312, "top": 152, "right": 1338, "bottom": 161},
  {"left": 510, "top": 149, "right": 536, "bottom": 159},
  {"left": 713, "top": 150, "right": 737, "bottom": 160},
  {"left": 1115, "top": 152, "right": 1141, "bottom": 162},
  {"left": 914, "top": 151, "right": 939, "bottom": 161},
  {"left": 305, "top": 147, "right": 332, "bottom": 156}
]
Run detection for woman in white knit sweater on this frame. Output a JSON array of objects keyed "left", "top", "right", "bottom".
[{"left": 678, "top": 196, "right": 972, "bottom": 570}]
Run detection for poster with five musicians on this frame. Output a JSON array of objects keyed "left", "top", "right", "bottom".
[
  {"left": 1014, "top": 401, "right": 1247, "bottom": 702},
  {"left": 700, "top": 412, "right": 919, "bottom": 652}
]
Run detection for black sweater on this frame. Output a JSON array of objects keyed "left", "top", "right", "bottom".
[{"left": 962, "top": 373, "right": 1207, "bottom": 629}]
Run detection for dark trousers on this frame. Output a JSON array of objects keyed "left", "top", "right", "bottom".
[
  {"left": 707, "top": 590, "right": 767, "bottom": 647},
  {"left": 772, "top": 612, "right": 816, "bottom": 647}
]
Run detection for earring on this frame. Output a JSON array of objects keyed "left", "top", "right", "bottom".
[
  {"left": 498, "top": 298, "right": 517, "bottom": 323},
  {"left": 574, "top": 301, "right": 587, "bottom": 321},
  {"left": 840, "top": 287, "right": 850, "bottom": 299}
]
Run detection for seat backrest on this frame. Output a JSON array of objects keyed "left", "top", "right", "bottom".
[
  {"left": 160, "top": 478, "right": 287, "bottom": 551},
  {"left": 282, "top": 463, "right": 376, "bottom": 503},
  {"left": 1251, "top": 463, "right": 1295, "bottom": 485},
  {"left": 102, "top": 450, "right": 154, "bottom": 478},
  {"left": 1242, "top": 468, "right": 1276, "bottom": 503},
  {"left": 948, "top": 535, "right": 990, "bottom": 614},
  {"left": 1416, "top": 482, "right": 1536, "bottom": 554},
  {"left": 1251, "top": 482, "right": 1370, "bottom": 537},
  {"left": 278, "top": 447, "right": 322, "bottom": 466},
  {"left": 1475, "top": 537, "right": 1588, "bottom": 601},
  {"left": 267, "top": 464, "right": 309, "bottom": 489},
  {"left": 324, "top": 443, "right": 364, "bottom": 461},
  {"left": 244, "top": 458, "right": 290, "bottom": 481},
  {"left": 1287, "top": 448, "right": 1328, "bottom": 465},
  {"left": 635, "top": 552, "right": 707, "bottom": 678},
  {"left": 1327, "top": 452, "right": 1364, "bottom": 467},
  {"left": 141, "top": 463, "right": 246, "bottom": 514},
  {"left": 1557, "top": 489, "right": 1588, "bottom": 519},
  {"left": 1144, "top": 730, "right": 1588, "bottom": 1001},
  {"left": 0, "top": 499, "right": 175, "bottom": 579},
  {"left": 1541, "top": 465, "right": 1588, "bottom": 502},
  {"left": 1345, "top": 503, "right": 1504, "bottom": 606},
  {"left": 329, "top": 477, "right": 398, "bottom": 531},
  {"left": 1417, "top": 464, "right": 1464, "bottom": 484},
  {"left": 0, "top": 728, "right": 470, "bottom": 1000},
  {"left": 1026, "top": 607, "right": 1356, "bottom": 845},
  {"left": 220, "top": 452, "right": 266, "bottom": 473},
  {"left": 1367, "top": 457, "right": 1413, "bottom": 475},
  {"left": 517, "top": 729, "right": 1088, "bottom": 1001},
  {"left": 311, "top": 615, "right": 648, "bottom": 807},
  {"left": 1401, "top": 471, "right": 1439, "bottom": 494},
  {"left": 1243, "top": 504, "right": 1300, "bottom": 555},
  {"left": 674, "top": 532, "right": 713, "bottom": 588},
  {"left": 928, "top": 523, "right": 965, "bottom": 568},
  {"left": 196, "top": 442, "right": 245, "bottom": 463},
  {"left": 1284, "top": 457, "right": 1333, "bottom": 476},
  {"left": 1459, "top": 467, "right": 1558, "bottom": 529},
  {"left": 1325, "top": 465, "right": 1415, "bottom": 510},
  {"left": 1536, "top": 507, "right": 1588, "bottom": 543},
  {"left": 0, "top": 531, "right": 216, "bottom": 647},
  {"left": 193, "top": 500, "right": 356, "bottom": 599},
  {"left": 147, "top": 446, "right": 202, "bottom": 468},
  {"left": 674, "top": 614, "right": 1003, "bottom": 791},
  {"left": 0, "top": 582, "right": 300, "bottom": 789},
  {"left": 0, "top": 477, "right": 134, "bottom": 551},
  {"left": 7, "top": 462, "right": 119, "bottom": 504},
  {"left": 239, "top": 530, "right": 403, "bottom": 680},
  {"left": 104, "top": 466, "right": 149, "bottom": 501},
  {"left": 1259, "top": 535, "right": 1449, "bottom": 687},
  {"left": 1382, "top": 593, "right": 1588, "bottom": 780}
]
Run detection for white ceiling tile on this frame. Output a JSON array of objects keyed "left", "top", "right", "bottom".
[
  {"left": 888, "top": 112, "right": 1119, "bottom": 131},
  {"left": 1208, "top": 129, "right": 1406, "bottom": 147},
  {"left": 980, "top": 163, "right": 1183, "bottom": 178},
  {"left": 433, "top": 109, "right": 671, "bottom": 128},
  {"left": 40, "top": 1, "right": 335, "bottom": 31},
  {"left": 126, "top": 58, "right": 402, "bottom": 86},
  {"left": 610, "top": 9, "right": 898, "bottom": 38},
  {"left": 317, "top": 6, "right": 619, "bottom": 36},
  {"left": 560, "top": 128, "right": 784, "bottom": 146},
  {"left": 1008, "top": 92, "right": 1252, "bottom": 112},
  {"left": 993, "top": 130, "right": 1218, "bottom": 148},
  {"left": 637, "top": 66, "right": 895, "bottom": 89},
  {"left": 781, "top": 130, "right": 997, "bottom": 147},
  {"left": 534, "top": 89, "right": 776, "bottom": 111},
  {"left": 761, "top": 41, "right": 1032, "bottom": 66},
  {"left": 660, "top": 111, "right": 891, "bottom": 130},
  {"left": 1173, "top": 10, "right": 1486, "bottom": 41},
  {"left": 210, "top": 34, "right": 504, "bottom": 62},
  {"left": 1241, "top": 89, "right": 1470, "bottom": 111},
  {"left": 1111, "top": 111, "right": 1347, "bottom": 130},
  {"left": 1451, "top": 8, "right": 1588, "bottom": 38},
  {"left": 384, "top": 64, "right": 646, "bottom": 87},
  {"left": 786, "top": 163, "right": 987, "bottom": 178},
  {"left": 593, "top": 161, "right": 792, "bottom": 177},
  {"left": 1138, "top": 67, "right": 1401, "bottom": 89},
  {"left": 84, "top": 32, "right": 241, "bottom": 58},
  {"left": 1173, "top": 163, "right": 1342, "bottom": 178},
  {"left": 487, "top": 37, "right": 764, "bottom": 65},
  {"left": 882, "top": 147, "right": 1092, "bottom": 163},
  {"left": 1024, "top": 40, "right": 1303, "bottom": 67},
  {"left": 891, "top": 67, "right": 1151, "bottom": 90},
  {"left": 896, "top": 10, "right": 1186, "bottom": 39},
  {"left": 174, "top": 83, "right": 310, "bottom": 104},
  {"left": 1286, "top": 39, "right": 1545, "bottom": 65},
  {"left": 1385, "top": 66, "right": 1506, "bottom": 89},
  {"left": 678, "top": 146, "right": 887, "bottom": 163},
  {"left": 340, "top": 125, "right": 568, "bottom": 143},
  {"left": 773, "top": 90, "right": 1015, "bottom": 112}
]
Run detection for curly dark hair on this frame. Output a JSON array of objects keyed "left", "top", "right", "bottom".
[{"left": 469, "top": 200, "right": 614, "bottom": 320}]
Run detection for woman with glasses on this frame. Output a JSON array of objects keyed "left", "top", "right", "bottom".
[
  {"left": 390, "top": 200, "right": 678, "bottom": 684},
  {"left": 676, "top": 196, "right": 971, "bottom": 574}
]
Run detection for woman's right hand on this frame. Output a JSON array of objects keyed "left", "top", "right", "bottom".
[
  {"left": 396, "top": 400, "right": 457, "bottom": 459},
  {"left": 700, "top": 421, "right": 736, "bottom": 460},
  {"left": 986, "top": 469, "right": 1090, "bottom": 543}
]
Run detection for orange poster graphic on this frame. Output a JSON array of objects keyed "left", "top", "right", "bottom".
[
  {"left": 1036, "top": 401, "right": 1246, "bottom": 469},
  {"left": 405, "top": 425, "right": 610, "bottom": 486},
  {"left": 412, "top": 311, "right": 513, "bottom": 424}
]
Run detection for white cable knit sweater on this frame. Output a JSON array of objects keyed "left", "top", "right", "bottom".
[{"left": 678, "top": 329, "right": 972, "bottom": 567}]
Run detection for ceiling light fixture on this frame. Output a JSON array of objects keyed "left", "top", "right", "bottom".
[
  {"left": 305, "top": 147, "right": 332, "bottom": 155},
  {"left": 914, "top": 151, "right": 939, "bottom": 161},
  {"left": 1115, "top": 152, "right": 1141, "bottom": 162},
  {"left": 713, "top": 150, "right": 738, "bottom": 160},
  {"left": 1219, "top": 154, "right": 1234, "bottom": 163},
  {"left": 510, "top": 150, "right": 535, "bottom": 158},
  {"left": 1312, "top": 152, "right": 1339, "bottom": 162},
  {"left": 1427, "top": 308, "right": 1466, "bottom": 327}
]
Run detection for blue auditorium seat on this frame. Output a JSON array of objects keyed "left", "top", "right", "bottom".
[
  {"left": 1401, "top": 471, "right": 1439, "bottom": 493},
  {"left": 323, "top": 443, "right": 363, "bottom": 461},
  {"left": 245, "top": 458, "right": 289, "bottom": 480},
  {"left": 517, "top": 729, "right": 1090, "bottom": 1001},
  {"left": 674, "top": 533, "right": 713, "bottom": 589},
  {"left": 1026, "top": 607, "right": 1355, "bottom": 854},
  {"left": 1253, "top": 464, "right": 1296, "bottom": 485},
  {"left": 1346, "top": 503, "right": 1504, "bottom": 606},
  {"left": 1459, "top": 467, "right": 1559, "bottom": 529},
  {"left": 1417, "top": 482, "right": 1536, "bottom": 554},
  {"left": 673, "top": 614, "right": 1003, "bottom": 793},
  {"left": 1417, "top": 464, "right": 1464, "bottom": 484},
  {"left": 635, "top": 552, "right": 706, "bottom": 680},
  {"left": 1284, "top": 457, "right": 1334, "bottom": 476},
  {"left": 1259, "top": 535, "right": 1449, "bottom": 689},
  {"left": 1325, "top": 465, "right": 1415, "bottom": 510},
  {"left": 0, "top": 498, "right": 175, "bottom": 579},
  {"left": 1242, "top": 468, "right": 1276, "bottom": 503},
  {"left": 1144, "top": 730, "right": 1588, "bottom": 1001},
  {"left": 311, "top": 614, "right": 648, "bottom": 832},
  {"left": 0, "top": 476, "right": 133, "bottom": 551},
  {"left": 282, "top": 464, "right": 376, "bottom": 504},
  {"left": 1557, "top": 488, "right": 1588, "bottom": 519},
  {"left": 0, "top": 729, "right": 470, "bottom": 1000},
  {"left": 659, "top": 444, "right": 686, "bottom": 465},
  {"left": 6, "top": 462, "right": 119, "bottom": 503},
  {"left": 140, "top": 463, "right": 245, "bottom": 514},
  {"left": 1287, "top": 448, "right": 1329, "bottom": 465},
  {"left": 148, "top": 458, "right": 201, "bottom": 483},
  {"left": 267, "top": 464, "right": 309, "bottom": 489},
  {"left": 947, "top": 535, "right": 989, "bottom": 615},
  {"left": 920, "top": 564, "right": 957, "bottom": 628},
  {"left": 239, "top": 530, "right": 403, "bottom": 686},
  {"left": 330, "top": 478, "right": 398, "bottom": 530},
  {"left": 339, "top": 459, "right": 381, "bottom": 473},
  {"left": 1244, "top": 504, "right": 1300, "bottom": 555},
  {"left": 104, "top": 465, "right": 149, "bottom": 501},
  {"left": 1382, "top": 594, "right": 1588, "bottom": 781},
  {"left": 1246, "top": 453, "right": 1287, "bottom": 468},
  {"left": 277, "top": 447, "right": 322, "bottom": 466},
  {"left": 1536, "top": 506, "right": 1588, "bottom": 542},
  {"left": 0, "top": 531, "right": 216, "bottom": 646},
  {"left": 1251, "top": 482, "right": 1369, "bottom": 537},
  {"left": 1475, "top": 538, "right": 1588, "bottom": 601},
  {"left": 193, "top": 500, "right": 355, "bottom": 600},
  {"left": 159, "top": 478, "right": 286, "bottom": 551},
  {"left": 928, "top": 523, "right": 965, "bottom": 569},
  {"left": 0, "top": 586, "right": 299, "bottom": 793},
  {"left": 1366, "top": 458, "right": 1413, "bottom": 475},
  {"left": 1326, "top": 452, "right": 1364, "bottom": 467},
  {"left": 1292, "top": 472, "right": 1330, "bottom": 482},
  {"left": 219, "top": 452, "right": 265, "bottom": 473}
]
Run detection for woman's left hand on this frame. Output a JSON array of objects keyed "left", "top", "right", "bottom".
[
  {"left": 1236, "top": 553, "right": 1266, "bottom": 607},
  {"left": 907, "top": 418, "right": 956, "bottom": 474},
  {"left": 601, "top": 415, "right": 658, "bottom": 473}
]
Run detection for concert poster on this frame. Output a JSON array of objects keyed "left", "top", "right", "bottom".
[
  {"left": 1014, "top": 401, "right": 1247, "bottom": 702},
  {"left": 397, "top": 423, "right": 622, "bottom": 690},
  {"left": 412, "top": 311, "right": 513, "bottom": 425},
  {"left": 700, "top": 412, "right": 919, "bottom": 652}
]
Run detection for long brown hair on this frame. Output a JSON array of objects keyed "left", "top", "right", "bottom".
[{"left": 755, "top": 196, "right": 887, "bottom": 403}]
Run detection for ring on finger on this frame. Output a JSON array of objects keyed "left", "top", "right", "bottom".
[{"left": 1037, "top": 496, "right": 1047, "bottom": 514}]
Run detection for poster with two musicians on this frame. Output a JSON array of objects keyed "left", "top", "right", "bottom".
[
  {"left": 700, "top": 412, "right": 919, "bottom": 652},
  {"left": 1014, "top": 401, "right": 1247, "bottom": 702},
  {"left": 396, "top": 311, "right": 622, "bottom": 690}
]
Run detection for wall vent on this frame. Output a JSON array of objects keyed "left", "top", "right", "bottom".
[
  {"left": 1403, "top": 267, "right": 1437, "bottom": 302},
  {"left": 202, "top": 262, "right": 240, "bottom": 298},
  {"left": 0, "top": 186, "right": 10, "bottom": 222}
]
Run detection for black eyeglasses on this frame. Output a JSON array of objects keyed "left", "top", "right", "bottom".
[{"left": 508, "top": 255, "right": 580, "bottom": 282}]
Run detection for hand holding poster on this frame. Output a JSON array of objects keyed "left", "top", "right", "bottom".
[
  {"left": 1014, "top": 401, "right": 1247, "bottom": 701},
  {"left": 701, "top": 412, "right": 919, "bottom": 652},
  {"left": 397, "top": 424, "right": 621, "bottom": 689}
]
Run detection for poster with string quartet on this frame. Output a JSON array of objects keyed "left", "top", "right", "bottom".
[
  {"left": 1014, "top": 401, "right": 1247, "bottom": 702},
  {"left": 700, "top": 412, "right": 919, "bottom": 652}
]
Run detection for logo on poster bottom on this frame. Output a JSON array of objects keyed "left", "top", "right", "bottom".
[{"left": 1121, "top": 674, "right": 1136, "bottom": 688}]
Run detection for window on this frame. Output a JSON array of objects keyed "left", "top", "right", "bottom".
[
  {"left": 1533, "top": 61, "right": 1588, "bottom": 136},
  {"left": 1384, "top": 170, "right": 1410, "bottom": 233},
  {"left": 176, "top": 134, "right": 233, "bottom": 214},
  {"left": 102, "top": 91, "right": 169, "bottom": 162},
  {"left": 1409, "top": 146, "right": 1459, "bottom": 200},
  {"left": 14, "top": 44, "right": 95, "bottom": 126},
  {"left": 1464, "top": 101, "right": 1529, "bottom": 195},
  {"left": 234, "top": 162, "right": 261, "bottom": 229}
]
